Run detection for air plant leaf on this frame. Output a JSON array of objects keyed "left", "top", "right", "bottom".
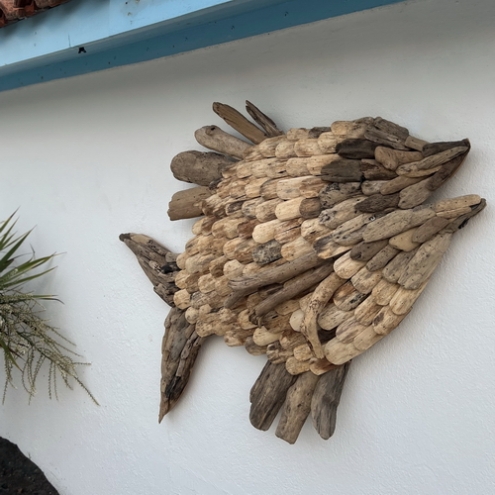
[{"left": 0, "top": 213, "right": 97, "bottom": 404}]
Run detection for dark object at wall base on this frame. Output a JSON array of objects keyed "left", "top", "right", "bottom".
[{"left": 0, "top": 436, "right": 59, "bottom": 494}]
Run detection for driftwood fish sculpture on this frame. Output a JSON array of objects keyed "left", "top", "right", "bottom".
[{"left": 120, "top": 101, "right": 485, "bottom": 444}]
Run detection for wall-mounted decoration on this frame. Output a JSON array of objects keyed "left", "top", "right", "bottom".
[{"left": 121, "top": 101, "right": 485, "bottom": 444}]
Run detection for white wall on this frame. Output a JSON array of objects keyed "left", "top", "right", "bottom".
[{"left": 0, "top": 0, "right": 494, "bottom": 493}]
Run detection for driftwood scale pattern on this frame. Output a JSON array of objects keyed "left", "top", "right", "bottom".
[{"left": 121, "top": 101, "right": 485, "bottom": 444}]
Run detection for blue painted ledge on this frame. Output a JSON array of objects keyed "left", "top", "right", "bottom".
[{"left": 0, "top": 0, "right": 405, "bottom": 92}]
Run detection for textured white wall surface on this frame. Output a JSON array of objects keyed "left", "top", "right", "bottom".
[{"left": 0, "top": 0, "right": 494, "bottom": 493}]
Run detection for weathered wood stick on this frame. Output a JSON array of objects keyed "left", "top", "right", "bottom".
[
  {"left": 275, "top": 371, "right": 320, "bottom": 444},
  {"left": 159, "top": 307, "right": 204, "bottom": 422},
  {"left": 254, "top": 263, "right": 334, "bottom": 317},
  {"left": 245, "top": 100, "right": 283, "bottom": 137},
  {"left": 300, "top": 272, "right": 345, "bottom": 358},
  {"left": 168, "top": 186, "right": 211, "bottom": 221},
  {"left": 170, "top": 150, "right": 235, "bottom": 186},
  {"left": 195, "top": 125, "right": 252, "bottom": 159},
  {"left": 119, "top": 233, "right": 179, "bottom": 307},
  {"left": 311, "top": 363, "right": 350, "bottom": 440},
  {"left": 249, "top": 361, "right": 297, "bottom": 431},
  {"left": 212, "top": 102, "right": 267, "bottom": 144},
  {"left": 229, "top": 251, "right": 324, "bottom": 293}
]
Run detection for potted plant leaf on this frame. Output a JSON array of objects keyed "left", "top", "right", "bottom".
[{"left": 0, "top": 212, "right": 96, "bottom": 403}]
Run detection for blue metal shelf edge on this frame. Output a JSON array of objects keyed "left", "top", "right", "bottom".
[{"left": 0, "top": 0, "right": 405, "bottom": 92}]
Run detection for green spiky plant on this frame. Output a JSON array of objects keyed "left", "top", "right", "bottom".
[{"left": 0, "top": 212, "right": 97, "bottom": 404}]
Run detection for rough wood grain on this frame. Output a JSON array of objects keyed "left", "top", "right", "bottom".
[
  {"left": 249, "top": 361, "right": 298, "bottom": 430},
  {"left": 245, "top": 100, "right": 283, "bottom": 137},
  {"left": 168, "top": 186, "right": 211, "bottom": 221},
  {"left": 120, "top": 233, "right": 179, "bottom": 307},
  {"left": 195, "top": 125, "right": 251, "bottom": 158},
  {"left": 170, "top": 150, "right": 235, "bottom": 186},
  {"left": 159, "top": 307, "right": 204, "bottom": 421},
  {"left": 213, "top": 102, "right": 267, "bottom": 143},
  {"left": 310, "top": 363, "right": 350, "bottom": 439},
  {"left": 275, "top": 371, "right": 320, "bottom": 444}
]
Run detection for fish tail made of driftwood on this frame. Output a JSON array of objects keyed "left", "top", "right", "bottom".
[{"left": 121, "top": 100, "right": 485, "bottom": 444}]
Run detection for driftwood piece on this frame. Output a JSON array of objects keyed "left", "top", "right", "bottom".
[
  {"left": 213, "top": 102, "right": 267, "bottom": 144},
  {"left": 168, "top": 186, "right": 211, "bottom": 221},
  {"left": 275, "top": 371, "right": 320, "bottom": 444},
  {"left": 195, "top": 125, "right": 252, "bottom": 159},
  {"left": 170, "top": 151, "right": 234, "bottom": 186},
  {"left": 311, "top": 363, "right": 350, "bottom": 440},
  {"left": 249, "top": 361, "right": 298, "bottom": 430},
  {"left": 159, "top": 307, "right": 204, "bottom": 421},
  {"left": 245, "top": 100, "right": 283, "bottom": 137},
  {"left": 119, "top": 233, "right": 179, "bottom": 307},
  {"left": 254, "top": 263, "right": 334, "bottom": 317}
]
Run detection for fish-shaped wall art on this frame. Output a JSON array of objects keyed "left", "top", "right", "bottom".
[{"left": 120, "top": 101, "right": 485, "bottom": 444}]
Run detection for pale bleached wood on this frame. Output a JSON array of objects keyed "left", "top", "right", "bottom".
[
  {"left": 354, "top": 295, "right": 382, "bottom": 325},
  {"left": 319, "top": 196, "right": 365, "bottom": 229},
  {"left": 275, "top": 371, "right": 320, "bottom": 444},
  {"left": 275, "top": 140, "right": 297, "bottom": 159},
  {"left": 333, "top": 282, "right": 367, "bottom": 311},
  {"left": 286, "top": 157, "right": 310, "bottom": 176},
  {"left": 404, "top": 135, "right": 428, "bottom": 151},
  {"left": 398, "top": 233, "right": 452, "bottom": 289},
  {"left": 159, "top": 308, "right": 204, "bottom": 422},
  {"left": 324, "top": 339, "right": 361, "bottom": 365},
  {"left": 311, "top": 363, "right": 350, "bottom": 439},
  {"left": 294, "top": 138, "right": 323, "bottom": 157},
  {"left": 336, "top": 317, "right": 368, "bottom": 344},
  {"left": 351, "top": 266, "right": 382, "bottom": 294},
  {"left": 379, "top": 175, "right": 422, "bottom": 195},
  {"left": 301, "top": 218, "right": 331, "bottom": 244},
  {"left": 411, "top": 216, "right": 450, "bottom": 243},
  {"left": 229, "top": 251, "right": 323, "bottom": 293},
  {"left": 213, "top": 102, "right": 267, "bottom": 144},
  {"left": 300, "top": 272, "right": 345, "bottom": 358},
  {"left": 350, "top": 239, "right": 388, "bottom": 262},
  {"left": 372, "top": 306, "right": 408, "bottom": 335},
  {"left": 249, "top": 361, "right": 297, "bottom": 430},
  {"left": 275, "top": 197, "right": 304, "bottom": 221},
  {"left": 382, "top": 249, "right": 418, "bottom": 283},
  {"left": 280, "top": 236, "right": 314, "bottom": 261},
  {"left": 389, "top": 282, "right": 428, "bottom": 315},
  {"left": 242, "top": 197, "right": 264, "bottom": 217},
  {"left": 319, "top": 182, "right": 361, "bottom": 209},
  {"left": 389, "top": 228, "right": 419, "bottom": 251},
  {"left": 318, "top": 304, "right": 352, "bottom": 331},
  {"left": 362, "top": 209, "right": 413, "bottom": 242},
  {"left": 371, "top": 279, "right": 400, "bottom": 306},
  {"left": 374, "top": 147, "right": 423, "bottom": 171},
  {"left": 252, "top": 218, "right": 281, "bottom": 243},
  {"left": 318, "top": 132, "right": 339, "bottom": 153},
  {"left": 333, "top": 252, "right": 366, "bottom": 279},
  {"left": 313, "top": 235, "right": 351, "bottom": 260},
  {"left": 306, "top": 154, "right": 339, "bottom": 175},
  {"left": 398, "top": 178, "right": 433, "bottom": 209},
  {"left": 195, "top": 125, "right": 251, "bottom": 159},
  {"left": 285, "top": 356, "right": 311, "bottom": 375},
  {"left": 254, "top": 264, "right": 334, "bottom": 317},
  {"left": 289, "top": 309, "right": 304, "bottom": 331},
  {"left": 434, "top": 194, "right": 481, "bottom": 213},
  {"left": 397, "top": 145, "right": 467, "bottom": 177},
  {"left": 274, "top": 219, "right": 302, "bottom": 244},
  {"left": 256, "top": 198, "right": 283, "bottom": 222}
]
